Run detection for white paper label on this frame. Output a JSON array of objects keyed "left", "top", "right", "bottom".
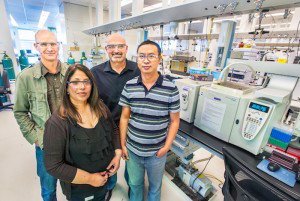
[
  {"left": 85, "top": 196, "right": 94, "bottom": 201},
  {"left": 200, "top": 98, "right": 227, "bottom": 133}
]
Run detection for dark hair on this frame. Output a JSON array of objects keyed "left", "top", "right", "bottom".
[
  {"left": 137, "top": 40, "right": 161, "bottom": 55},
  {"left": 59, "top": 64, "right": 108, "bottom": 122}
]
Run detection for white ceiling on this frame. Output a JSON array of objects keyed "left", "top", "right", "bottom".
[
  {"left": 6, "top": 0, "right": 295, "bottom": 32},
  {"left": 5, "top": 0, "right": 61, "bottom": 29},
  {"left": 5, "top": 0, "right": 162, "bottom": 30}
]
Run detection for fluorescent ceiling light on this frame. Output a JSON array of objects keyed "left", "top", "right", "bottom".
[
  {"left": 121, "top": 0, "right": 132, "bottom": 7},
  {"left": 214, "top": 18, "right": 241, "bottom": 23},
  {"left": 192, "top": 20, "right": 202, "bottom": 23},
  {"left": 143, "top": 2, "right": 162, "bottom": 12},
  {"left": 38, "top": 11, "right": 50, "bottom": 29},
  {"left": 10, "top": 14, "right": 19, "bottom": 27}
]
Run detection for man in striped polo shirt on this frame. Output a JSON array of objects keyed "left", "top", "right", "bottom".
[{"left": 119, "top": 40, "right": 180, "bottom": 201}]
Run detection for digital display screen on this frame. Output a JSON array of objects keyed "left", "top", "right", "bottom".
[{"left": 249, "top": 102, "right": 269, "bottom": 113}]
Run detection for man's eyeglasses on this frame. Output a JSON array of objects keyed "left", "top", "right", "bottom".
[
  {"left": 36, "top": 42, "right": 59, "bottom": 48},
  {"left": 67, "top": 80, "right": 92, "bottom": 87},
  {"left": 137, "top": 54, "right": 159, "bottom": 61},
  {"left": 106, "top": 44, "right": 127, "bottom": 50}
]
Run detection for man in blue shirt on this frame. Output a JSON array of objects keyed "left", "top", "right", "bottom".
[{"left": 91, "top": 33, "right": 140, "bottom": 200}]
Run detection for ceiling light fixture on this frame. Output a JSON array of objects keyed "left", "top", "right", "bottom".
[
  {"left": 214, "top": 18, "right": 241, "bottom": 23},
  {"left": 38, "top": 10, "right": 50, "bottom": 29},
  {"left": 192, "top": 20, "right": 203, "bottom": 23},
  {"left": 9, "top": 14, "right": 19, "bottom": 27},
  {"left": 121, "top": 0, "right": 132, "bottom": 7}
]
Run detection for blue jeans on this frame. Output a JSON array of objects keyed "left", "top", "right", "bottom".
[
  {"left": 126, "top": 149, "right": 167, "bottom": 201},
  {"left": 36, "top": 146, "right": 57, "bottom": 201},
  {"left": 106, "top": 173, "right": 117, "bottom": 191}
]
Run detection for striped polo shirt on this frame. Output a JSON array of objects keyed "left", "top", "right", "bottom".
[{"left": 119, "top": 73, "right": 180, "bottom": 157}]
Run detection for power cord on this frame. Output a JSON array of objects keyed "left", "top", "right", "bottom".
[
  {"left": 191, "top": 154, "right": 214, "bottom": 191},
  {"left": 204, "top": 173, "right": 224, "bottom": 189},
  {"left": 191, "top": 155, "right": 215, "bottom": 166}
]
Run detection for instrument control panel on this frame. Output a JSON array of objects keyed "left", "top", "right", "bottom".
[{"left": 242, "top": 101, "right": 273, "bottom": 140}]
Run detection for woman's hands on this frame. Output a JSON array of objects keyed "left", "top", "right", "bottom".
[
  {"left": 106, "top": 149, "right": 122, "bottom": 176},
  {"left": 75, "top": 150, "right": 122, "bottom": 187},
  {"left": 88, "top": 172, "right": 108, "bottom": 187}
]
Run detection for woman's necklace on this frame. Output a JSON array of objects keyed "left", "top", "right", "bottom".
[{"left": 78, "top": 106, "right": 98, "bottom": 128}]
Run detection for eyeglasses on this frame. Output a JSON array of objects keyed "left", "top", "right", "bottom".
[
  {"left": 67, "top": 80, "right": 92, "bottom": 87},
  {"left": 137, "top": 54, "right": 159, "bottom": 61},
  {"left": 36, "top": 42, "right": 59, "bottom": 48},
  {"left": 106, "top": 44, "right": 127, "bottom": 50}
]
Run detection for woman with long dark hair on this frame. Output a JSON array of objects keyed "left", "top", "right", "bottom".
[{"left": 43, "top": 64, "right": 121, "bottom": 201}]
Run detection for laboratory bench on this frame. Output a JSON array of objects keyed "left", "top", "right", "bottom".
[{"left": 178, "top": 120, "right": 300, "bottom": 200}]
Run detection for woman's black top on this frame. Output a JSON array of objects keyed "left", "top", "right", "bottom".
[
  {"left": 69, "top": 117, "right": 115, "bottom": 198},
  {"left": 43, "top": 106, "right": 120, "bottom": 200}
]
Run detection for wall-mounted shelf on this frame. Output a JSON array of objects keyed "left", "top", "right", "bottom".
[
  {"left": 235, "top": 30, "right": 299, "bottom": 39},
  {"left": 233, "top": 42, "right": 300, "bottom": 48},
  {"left": 148, "top": 30, "right": 299, "bottom": 41},
  {"left": 83, "top": 0, "right": 300, "bottom": 35},
  {"left": 149, "top": 34, "right": 219, "bottom": 40}
]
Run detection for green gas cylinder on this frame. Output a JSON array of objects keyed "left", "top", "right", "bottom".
[
  {"left": 0, "top": 69, "right": 7, "bottom": 104},
  {"left": 67, "top": 52, "right": 75, "bottom": 65},
  {"left": 80, "top": 52, "right": 87, "bottom": 65},
  {"left": 19, "top": 50, "right": 30, "bottom": 70},
  {"left": 2, "top": 52, "right": 16, "bottom": 80}
]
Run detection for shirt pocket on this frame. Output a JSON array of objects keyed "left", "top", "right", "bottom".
[
  {"left": 72, "top": 130, "right": 111, "bottom": 162},
  {"left": 27, "top": 92, "right": 47, "bottom": 116},
  {"left": 48, "top": 86, "right": 61, "bottom": 101}
]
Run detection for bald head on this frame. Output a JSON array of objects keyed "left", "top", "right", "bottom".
[
  {"left": 105, "top": 33, "right": 128, "bottom": 64},
  {"left": 106, "top": 33, "right": 126, "bottom": 45},
  {"left": 35, "top": 30, "right": 57, "bottom": 43},
  {"left": 34, "top": 29, "right": 59, "bottom": 63}
]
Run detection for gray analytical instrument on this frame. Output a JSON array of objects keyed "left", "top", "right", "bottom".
[
  {"left": 194, "top": 62, "right": 298, "bottom": 155},
  {"left": 229, "top": 87, "right": 292, "bottom": 155},
  {"left": 194, "top": 63, "right": 258, "bottom": 142},
  {"left": 194, "top": 85, "right": 254, "bottom": 142},
  {"left": 175, "top": 78, "right": 211, "bottom": 123}
]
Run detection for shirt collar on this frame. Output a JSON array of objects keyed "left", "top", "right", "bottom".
[
  {"left": 103, "top": 59, "right": 135, "bottom": 73},
  {"left": 41, "top": 61, "right": 61, "bottom": 76},
  {"left": 137, "top": 72, "right": 163, "bottom": 86}
]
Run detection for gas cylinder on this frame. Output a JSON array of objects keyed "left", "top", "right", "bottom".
[
  {"left": 1, "top": 52, "right": 15, "bottom": 80},
  {"left": 80, "top": 51, "right": 87, "bottom": 65},
  {"left": 0, "top": 62, "right": 8, "bottom": 104},
  {"left": 19, "top": 50, "right": 30, "bottom": 70},
  {"left": 67, "top": 52, "right": 75, "bottom": 65}
]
